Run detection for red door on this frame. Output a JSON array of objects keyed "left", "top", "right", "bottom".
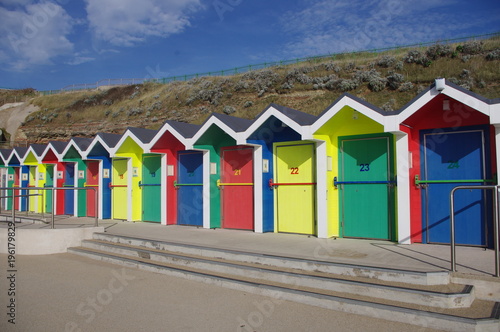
[
  {"left": 86, "top": 160, "right": 99, "bottom": 217},
  {"left": 220, "top": 146, "right": 254, "bottom": 230}
]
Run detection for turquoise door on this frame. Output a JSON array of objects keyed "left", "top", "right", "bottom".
[
  {"left": 141, "top": 155, "right": 162, "bottom": 222},
  {"left": 45, "top": 165, "right": 54, "bottom": 213},
  {"left": 339, "top": 136, "right": 394, "bottom": 240}
]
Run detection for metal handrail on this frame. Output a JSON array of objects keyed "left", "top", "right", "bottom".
[
  {"left": 216, "top": 179, "right": 253, "bottom": 188},
  {"left": 333, "top": 176, "right": 396, "bottom": 188},
  {"left": 415, "top": 174, "right": 495, "bottom": 187},
  {"left": 0, "top": 186, "right": 99, "bottom": 229},
  {"left": 269, "top": 179, "right": 316, "bottom": 188},
  {"left": 450, "top": 185, "right": 499, "bottom": 277},
  {"left": 138, "top": 181, "right": 161, "bottom": 187},
  {"left": 173, "top": 181, "right": 202, "bottom": 187}
]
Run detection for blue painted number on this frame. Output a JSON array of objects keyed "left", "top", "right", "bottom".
[{"left": 360, "top": 164, "right": 370, "bottom": 172}]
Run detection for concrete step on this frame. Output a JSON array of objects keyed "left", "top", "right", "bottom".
[
  {"left": 79, "top": 238, "right": 475, "bottom": 309},
  {"left": 91, "top": 232, "right": 450, "bottom": 286},
  {"left": 68, "top": 244, "right": 500, "bottom": 332}
]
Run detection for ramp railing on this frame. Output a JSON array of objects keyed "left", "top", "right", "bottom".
[
  {"left": 450, "top": 185, "right": 500, "bottom": 277},
  {"left": 0, "top": 187, "right": 98, "bottom": 229}
]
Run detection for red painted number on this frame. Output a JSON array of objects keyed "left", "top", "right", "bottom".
[{"left": 290, "top": 167, "right": 299, "bottom": 175}]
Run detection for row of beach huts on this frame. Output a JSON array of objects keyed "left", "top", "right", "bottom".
[{"left": 1, "top": 78, "right": 499, "bottom": 246}]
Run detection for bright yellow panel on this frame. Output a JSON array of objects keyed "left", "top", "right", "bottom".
[
  {"left": 112, "top": 158, "right": 128, "bottom": 220},
  {"left": 275, "top": 143, "right": 315, "bottom": 235}
]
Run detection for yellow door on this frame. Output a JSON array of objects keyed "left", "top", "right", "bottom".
[
  {"left": 112, "top": 158, "right": 128, "bottom": 220},
  {"left": 275, "top": 143, "right": 315, "bottom": 235}
]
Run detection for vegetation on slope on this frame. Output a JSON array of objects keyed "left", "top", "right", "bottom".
[{"left": 10, "top": 37, "right": 500, "bottom": 143}]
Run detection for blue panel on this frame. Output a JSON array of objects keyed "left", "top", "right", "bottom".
[
  {"left": 177, "top": 151, "right": 203, "bottom": 226},
  {"left": 64, "top": 163, "right": 75, "bottom": 215},
  {"left": 421, "top": 128, "right": 491, "bottom": 246},
  {"left": 20, "top": 166, "right": 29, "bottom": 211},
  {"left": 247, "top": 117, "right": 301, "bottom": 232}
]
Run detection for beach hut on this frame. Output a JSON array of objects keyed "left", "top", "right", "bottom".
[
  {"left": 40, "top": 141, "right": 69, "bottom": 215},
  {"left": 392, "top": 79, "right": 500, "bottom": 246},
  {"left": 188, "top": 113, "right": 253, "bottom": 230},
  {"left": 109, "top": 127, "right": 157, "bottom": 221},
  {"left": 305, "top": 95, "right": 405, "bottom": 241},
  {"left": 6, "top": 147, "right": 29, "bottom": 211},
  {"left": 82, "top": 132, "right": 122, "bottom": 219},
  {"left": 244, "top": 104, "right": 317, "bottom": 235},
  {"left": 60, "top": 137, "right": 93, "bottom": 217},
  {"left": 20, "top": 144, "right": 47, "bottom": 213},
  {"left": 0, "top": 149, "right": 13, "bottom": 210},
  {"left": 146, "top": 120, "right": 200, "bottom": 225}
]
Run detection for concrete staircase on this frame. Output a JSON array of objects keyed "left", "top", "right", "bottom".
[{"left": 68, "top": 232, "right": 500, "bottom": 332}]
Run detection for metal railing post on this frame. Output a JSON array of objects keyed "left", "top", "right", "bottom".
[
  {"left": 450, "top": 188, "right": 457, "bottom": 272},
  {"left": 51, "top": 187, "right": 55, "bottom": 229},
  {"left": 11, "top": 185, "right": 15, "bottom": 223},
  {"left": 94, "top": 187, "right": 99, "bottom": 227}
]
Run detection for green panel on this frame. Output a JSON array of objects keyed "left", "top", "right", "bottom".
[
  {"left": 340, "top": 135, "right": 394, "bottom": 240},
  {"left": 6, "top": 167, "right": 15, "bottom": 210},
  {"left": 142, "top": 155, "right": 161, "bottom": 222},
  {"left": 45, "top": 165, "right": 54, "bottom": 213},
  {"left": 275, "top": 143, "right": 315, "bottom": 235}
]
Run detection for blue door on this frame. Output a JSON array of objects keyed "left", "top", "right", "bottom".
[
  {"left": 177, "top": 151, "right": 203, "bottom": 226},
  {"left": 64, "top": 163, "right": 75, "bottom": 215},
  {"left": 421, "top": 128, "right": 491, "bottom": 246}
]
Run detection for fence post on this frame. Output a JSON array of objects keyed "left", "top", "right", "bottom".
[
  {"left": 11, "top": 185, "right": 15, "bottom": 223},
  {"left": 51, "top": 187, "right": 55, "bottom": 229}
]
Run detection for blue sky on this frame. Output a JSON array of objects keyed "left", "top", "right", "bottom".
[{"left": 0, "top": 0, "right": 499, "bottom": 91}]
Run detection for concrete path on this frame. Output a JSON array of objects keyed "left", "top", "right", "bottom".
[
  {"left": 2, "top": 216, "right": 498, "bottom": 276},
  {"left": 0, "top": 253, "right": 440, "bottom": 332}
]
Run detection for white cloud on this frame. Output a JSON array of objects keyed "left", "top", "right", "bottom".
[
  {"left": 279, "top": 0, "right": 480, "bottom": 57},
  {"left": 0, "top": 2, "right": 74, "bottom": 70},
  {"left": 65, "top": 56, "right": 96, "bottom": 66},
  {"left": 84, "top": 0, "right": 204, "bottom": 47}
]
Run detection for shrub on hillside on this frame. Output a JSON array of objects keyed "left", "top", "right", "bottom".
[
  {"left": 323, "top": 61, "right": 341, "bottom": 72},
  {"left": 485, "top": 49, "right": 500, "bottom": 60},
  {"left": 338, "top": 79, "right": 358, "bottom": 91},
  {"left": 403, "top": 50, "right": 431, "bottom": 67},
  {"left": 368, "top": 75, "right": 387, "bottom": 92},
  {"left": 398, "top": 82, "right": 414, "bottom": 92},
  {"left": 457, "top": 40, "right": 484, "bottom": 55},
  {"left": 223, "top": 105, "right": 236, "bottom": 115},
  {"left": 426, "top": 44, "right": 452, "bottom": 60},
  {"left": 386, "top": 72, "right": 405, "bottom": 90},
  {"left": 127, "top": 107, "right": 143, "bottom": 116},
  {"left": 376, "top": 55, "right": 397, "bottom": 68}
]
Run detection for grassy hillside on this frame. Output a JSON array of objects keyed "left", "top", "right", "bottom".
[{"left": 11, "top": 36, "right": 500, "bottom": 143}]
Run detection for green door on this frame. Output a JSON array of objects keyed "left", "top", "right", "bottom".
[
  {"left": 45, "top": 165, "right": 54, "bottom": 213},
  {"left": 142, "top": 155, "right": 162, "bottom": 222},
  {"left": 339, "top": 136, "right": 394, "bottom": 240}
]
